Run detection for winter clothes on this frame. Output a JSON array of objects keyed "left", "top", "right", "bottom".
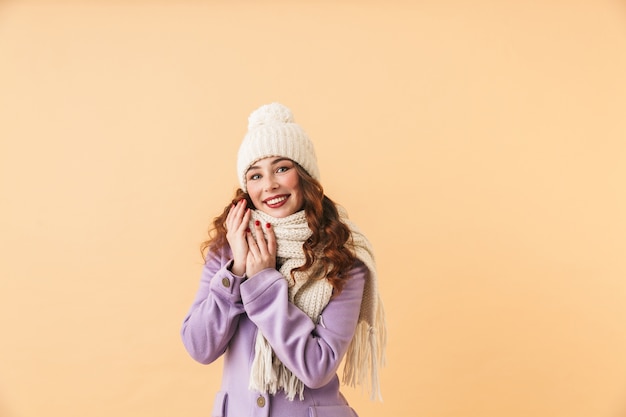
[{"left": 181, "top": 243, "right": 366, "bottom": 417}]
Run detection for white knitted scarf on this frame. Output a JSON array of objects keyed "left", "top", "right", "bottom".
[{"left": 248, "top": 208, "right": 386, "bottom": 401}]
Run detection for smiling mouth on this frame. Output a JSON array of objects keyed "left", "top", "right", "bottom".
[{"left": 265, "top": 195, "right": 288, "bottom": 206}]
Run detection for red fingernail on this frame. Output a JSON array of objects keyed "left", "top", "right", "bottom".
[
  {"left": 266, "top": 223, "right": 271, "bottom": 228},
  {"left": 246, "top": 227, "right": 250, "bottom": 233},
  {"left": 255, "top": 220, "right": 260, "bottom": 226}
]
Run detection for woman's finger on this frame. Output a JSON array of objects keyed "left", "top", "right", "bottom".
[
  {"left": 246, "top": 229, "right": 260, "bottom": 258},
  {"left": 226, "top": 199, "right": 247, "bottom": 232},
  {"left": 252, "top": 220, "right": 268, "bottom": 256},
  {"left": 225, "top": 201, "right": 240, "bottom": 228},
  {"left": 264, "top": 222, "right": 277, "bottom": 257},
  {"left": 239, "top": 207, "right": 251, "bottom": 232}
]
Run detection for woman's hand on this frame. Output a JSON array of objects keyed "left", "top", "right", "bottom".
[
  {"left": 245, "top": 220, "right": 277, "bottom": 278},
  {"left": 225, "top": 199, "right": 251, "bottom": 276}
]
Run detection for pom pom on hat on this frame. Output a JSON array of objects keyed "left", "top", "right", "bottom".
[
  {"left": 247, "top": 102, "right": 294, "bottom": 129},
  {"left": 237, "top": 103, "right": 320, "bottom": 192}
]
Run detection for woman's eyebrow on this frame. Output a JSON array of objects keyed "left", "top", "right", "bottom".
[{"left": 271, "top": 157, "right": 291, "bottom": 165}]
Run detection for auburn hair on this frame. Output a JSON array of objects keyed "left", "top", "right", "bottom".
[{"left": 200, "top": 163, "right": 356, "bottom": 295}]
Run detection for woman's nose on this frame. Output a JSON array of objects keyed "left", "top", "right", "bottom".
[{"left": 263, "top": 175, "right": 278, "bottom": 191}]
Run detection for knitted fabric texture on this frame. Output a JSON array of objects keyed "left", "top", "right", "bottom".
[
  {"left": 237, "top": 103, "right": 320, "bottom": 192},
  {"left": 248, "top": 209, "right": 386, "bottom": 401}
]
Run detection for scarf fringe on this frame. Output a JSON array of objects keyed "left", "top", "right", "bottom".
[
  {"left": 249, "top": 333, "right": 305, "bottom": 401},
  {"left": 249, "top": 333, "right": 277, "bottom": 394},
  {"left": 342, "top": 299, "right": 387, "bottom": 401}
]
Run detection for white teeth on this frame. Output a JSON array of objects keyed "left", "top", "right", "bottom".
[{"left": 266, "top": 196, "right": 287, "bottom": 205}]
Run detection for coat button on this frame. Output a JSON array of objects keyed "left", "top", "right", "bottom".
[
  {"left": 221, "top": 277, "right": 230, "bottom": 288},
  {"left": 256, "top": 395, "right": 266, "bottom": 407}
]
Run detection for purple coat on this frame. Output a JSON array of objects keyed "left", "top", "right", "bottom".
[{"left": 181, "top": 244, "right": 366, "bottom": 417}]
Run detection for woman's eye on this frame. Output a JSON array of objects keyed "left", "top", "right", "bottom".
[
  {"left": 249, "top": 174, "right": 261, "bottom": 181},
  {"left": 276, "top": 166, "right": 289, "bottom": 173}
]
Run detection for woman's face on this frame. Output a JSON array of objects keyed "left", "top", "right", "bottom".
[{"left": 245, "top": 157, "right": 304, "bottom": 218}]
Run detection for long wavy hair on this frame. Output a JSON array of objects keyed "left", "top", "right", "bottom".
[{"left": 200, "top": 163, "right": 356, "bottom": 295}]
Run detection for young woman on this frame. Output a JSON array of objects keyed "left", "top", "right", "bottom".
[{"left": 180, "top": 103, "right": 386, "bottom": 417}]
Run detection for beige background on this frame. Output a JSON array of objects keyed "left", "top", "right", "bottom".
[{"left": 1, "top": 1, "right": 626, "bottom": 416}]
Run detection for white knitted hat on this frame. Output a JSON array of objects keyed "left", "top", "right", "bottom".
[{"left": 237, "top": 103, "right": 320, "bottom": 192}]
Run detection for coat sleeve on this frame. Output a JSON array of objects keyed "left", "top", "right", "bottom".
[
  {"left": 180, "top": 246, "right": 247, "bottom": 364},
  {"left": 241, "top": 261, "right": 366, "bottom": 389}
]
